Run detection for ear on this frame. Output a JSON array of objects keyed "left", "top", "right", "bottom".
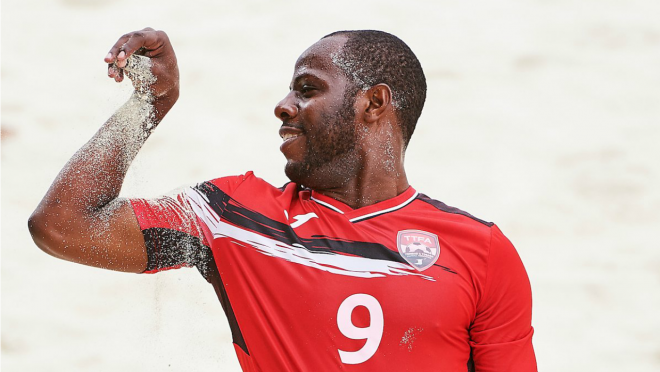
[{"left": 362, "top": 84, "right": 392, "bottom": 124}]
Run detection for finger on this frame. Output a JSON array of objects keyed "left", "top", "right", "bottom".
[
  {"left": 116, "top": 33, "right": 149, "bottom": 61},
  {"left": 114, "top": 68, "right": 124, "bottom": 83},
  {"left": 116, "top": 51, "right": 128, "bottom": 68},
  {"left": 120, "top": 30, "right": 163, "bottom": 59},
  {"left": 108, "top": 64, "right": 118, "bottom": 78},
  {"left": 105, "top": 34, "right": 131, "bottom": 63}
]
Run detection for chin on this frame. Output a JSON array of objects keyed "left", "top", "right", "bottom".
[
  {"left": 284, "top": 161, "right": 307, "bottom": 185},
  {"left": 285, "top": 161, "right": 327, "bottom": 189},
  {"left": 284, "top": 162, "right": 350, "bottom": 191}
]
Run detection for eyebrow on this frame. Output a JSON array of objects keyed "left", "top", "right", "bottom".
[{"left": 289, "top": 72, "right": 321, "bottom": 90}]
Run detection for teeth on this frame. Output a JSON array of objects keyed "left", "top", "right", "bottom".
[{"left": 282, "top": 133, "right": 299, "bottom": 141}]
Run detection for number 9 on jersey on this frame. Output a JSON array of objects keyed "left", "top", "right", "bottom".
[{"left": 336, "top": 294, "right": 384, "bottom": 365}]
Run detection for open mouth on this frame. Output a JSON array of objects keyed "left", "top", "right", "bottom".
[
  {"left": 279, "top": 126, "right": 305, "bottom": 155},
  {"left": 281, "top": 133, "right": 300, "bottom": 142},
  {"left": 279, "top": 125, "right": 304, "bottom": 143}
]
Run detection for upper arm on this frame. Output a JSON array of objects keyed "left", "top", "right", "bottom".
[
  {"left": 28, "top": 198, "right": 148, "bottom": 273},
  {"left": 469, "top": 225, "right": 537, "bottom": 371},
  {"left": 28, "top": 174, "right": 248, "bottom": 274}
]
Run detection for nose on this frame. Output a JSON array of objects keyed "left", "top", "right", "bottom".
[{"left": 274, "top": 92, "right": 298, "bottom": 121}]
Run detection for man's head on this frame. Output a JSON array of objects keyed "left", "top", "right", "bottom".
[
  {"left": 275, "top": 31, "right": 426, "bottom": 189},
  {"left": 324, "top": 30, "right": 427, "bottom": 148}
]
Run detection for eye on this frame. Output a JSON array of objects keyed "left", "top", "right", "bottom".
[{"left": 300, "top": 84, "right": 316, "bottom": 96}]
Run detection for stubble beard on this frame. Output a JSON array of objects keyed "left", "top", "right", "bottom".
[{"left": 284, "top": 93, "right": 361, "bottom": 190}]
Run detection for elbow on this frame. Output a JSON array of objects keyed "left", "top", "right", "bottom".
[{"left": 28, "top": 209, "right": 62, "bottom": 257}]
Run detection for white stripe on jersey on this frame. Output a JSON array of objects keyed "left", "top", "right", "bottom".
[
  {"left": 310, "top": 196, "right": 345, "bottom": 214},
  {"left": 348, "top": 191, "right": 419, "bottom": 223}
]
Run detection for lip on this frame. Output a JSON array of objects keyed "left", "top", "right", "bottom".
[
  {"left": 279, "top": 125, "right": 303, "bottom": 138},
  {"left": 279, "top": 125, "right": 304, "bottom": 155}
]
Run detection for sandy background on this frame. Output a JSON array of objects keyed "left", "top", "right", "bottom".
[{"left": 2, "top": 0, "right": 659, "bottom": 371}]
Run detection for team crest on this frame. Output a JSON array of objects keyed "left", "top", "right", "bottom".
[{"left": 397, "top": 230, "right": 440, "bottom": 272}]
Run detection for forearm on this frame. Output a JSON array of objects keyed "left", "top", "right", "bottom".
[
  {"left": 28, "top": 92, "right": 161, "bottom": 266},
  {"left": 36, "top": 54, "right": 167, "bottom": 212},
  {"left": 48, "top": 96, "right": 152, "bottom": 211}
]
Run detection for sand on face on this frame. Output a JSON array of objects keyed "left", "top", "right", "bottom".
[{"left": 2, "top": 0, "right": 660, "bottom": 371}]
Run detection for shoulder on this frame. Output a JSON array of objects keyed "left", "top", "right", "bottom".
[
  {"left": 411, "top": 193, "right": 528, "bottom": 290},
  {"left": 407, "top": 193, "right": 507, "bottom": 259},
  {"left": 412, "top": 195, "right": 525, "bottom": 282},
  {"left": 412, "top": 194, "right": 522, "bottom": 263}
]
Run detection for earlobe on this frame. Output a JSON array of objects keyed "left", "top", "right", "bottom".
[{"left": 363, "top": 84, "right": 392, "bottom": 124}]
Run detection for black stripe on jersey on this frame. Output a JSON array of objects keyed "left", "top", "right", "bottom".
[
  {"left": 195, "top": 181, "right": 232, "bottom": 216},
  {"left": 467, "top": 347, "right": 475, "bottom": 372},
  {"left": 141, "top": 227, "right": 250, "bottom": 355},
  {"left": 416, "top": 194, "right": 494, "bottom": 227},
  {"left": 142, "top": 228, "right": 208, "bottom": 273},
  {"left": 305, "top": 235, "right": 406, "bottom": 263},
  {"left": 194, "top": 182, "right": 457, "bottom": 274},
  {"left": 204, "top": 249, "right": 250, "bottom": 356}
]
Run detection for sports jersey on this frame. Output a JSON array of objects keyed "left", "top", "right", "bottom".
[{"left": 130, "top": 172, "right": 536, "bottom": 371}]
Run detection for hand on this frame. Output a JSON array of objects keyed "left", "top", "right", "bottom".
[{"left": 104, "top": 28, "right": 180, "bottom": 105}]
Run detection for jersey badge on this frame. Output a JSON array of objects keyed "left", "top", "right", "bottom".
[{"left": 397, "top": 230, "right": 440, "bottom": 271}]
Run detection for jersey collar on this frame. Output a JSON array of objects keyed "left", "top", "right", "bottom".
[{"left": 310, "top": 186, "right": 418, "bottom": 223}]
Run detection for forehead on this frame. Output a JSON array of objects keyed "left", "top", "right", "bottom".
[{"left": 292, "top": 36, "right": 347, "bottom": 80}]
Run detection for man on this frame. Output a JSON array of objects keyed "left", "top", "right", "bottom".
[{"left": 29, "top": 28, "right": 537, "bottom": 371}]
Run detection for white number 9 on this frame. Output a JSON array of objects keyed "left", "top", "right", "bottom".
[{"left": 337, "top": 294, "right": 384, "bottom": 364}]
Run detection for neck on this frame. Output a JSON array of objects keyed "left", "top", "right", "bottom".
[
  {"left": 317, "top": 164, "right": 409, "bottom": 209},
  {"left": 315, "top": 127, "right": 409, "bottom": 209}
]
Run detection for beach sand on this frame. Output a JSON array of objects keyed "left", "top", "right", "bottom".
[{"left": 2, "top": 0, "right": 660, "bottom": 370}]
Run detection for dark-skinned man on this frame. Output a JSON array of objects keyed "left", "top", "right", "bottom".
[{"left": 29, "top": 28, "right": 537, "bottom": 371}]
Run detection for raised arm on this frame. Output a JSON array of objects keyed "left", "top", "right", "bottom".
[{"left": 28, "top": 28, "right": 180, "bottom": 273}]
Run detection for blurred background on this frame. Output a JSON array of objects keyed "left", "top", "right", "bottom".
[{"left": 2, "top": 0, "right": 659, "bottom": 370}]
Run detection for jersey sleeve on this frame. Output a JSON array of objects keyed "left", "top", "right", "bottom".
[
  {"left": 130, "top": 192, "right": 210, "bottom": 274},
  {"left": 469, "top": 225, "right": 537, "bottom": 371},
  {"left": 129, "top": 172, "right": 256, "bottom": 277}
]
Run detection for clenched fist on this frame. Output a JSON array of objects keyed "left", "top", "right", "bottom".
[{"left": 104, "top": 27, "right": 180, "bottom": 109}]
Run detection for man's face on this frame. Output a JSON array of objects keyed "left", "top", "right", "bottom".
[{"left": 275, "top": 36, "right": 361, "bottom": 189}]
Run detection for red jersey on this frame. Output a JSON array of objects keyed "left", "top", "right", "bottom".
[{"left": 130, "top": 172, "right": 536, "bottom": 371}]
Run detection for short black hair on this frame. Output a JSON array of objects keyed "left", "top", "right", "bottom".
[{"left": 323, "top": 30, "right": 427, "bottom": 147}]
